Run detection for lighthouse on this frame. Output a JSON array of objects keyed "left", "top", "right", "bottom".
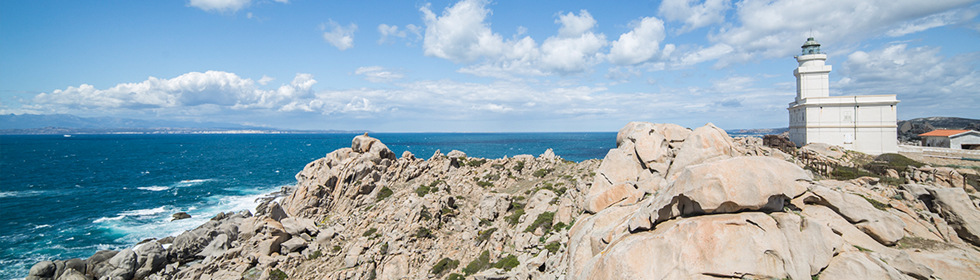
[{"left": 787, "top": 37, "right": 899, "bottom": 155}]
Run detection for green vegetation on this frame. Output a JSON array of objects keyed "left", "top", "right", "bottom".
[
  {"left": 376, "top": 186, "right": 393, "bottom": 201},
  {"left": 505, "top": 202, "right": 526, "bottom": 225},
  {"left": 441, "top": 207, "right": 455, "bottom": 216},
  {"left": 464, "top": 158, "right": 487, "bottom": 167},
  {"left": 447, "top": 273, "right": 466, "bottom": 280},
  {"left": 896, "top": 236, "right": 952, "bottom": 250},
  {"left": 533, "top": 168, "right": 554, "bottom": 178},
  {"left": 858, "top": 194, "right": 890, "bottom": 211},
  {"left": 431, "top": 257, "right": 460, "bottom": 275},
  {"left": 492, "top": 255, "right": 520, "bottom": 271},
  {"left": 420, "top": 206, "right": 432, "bottom": 220},
  {"left": 332, "top": 245, "right": 341, "bottom": 252},
  {"left": 853, "top": 245, "right": 873, "bottom": 252},
  {"left": 524, "top": 211, "right": 556, "bottom": 233},
  {"left": 380, "top": 242, "right": 389, "bottom": 254},
  {"left": 478, "top": 218, "right": 492, "bottom": 227},
  {"left": 830, "top": 166, "right": 876, "bottom": 180},
  {"left": 476, "top": 227, "right": 497, "bottom": 243},
  {"left": 513, "top": 161, "right": 525, "bottom": 172},
  {"left": 270, "top": 269, "right": 288, "bottom": 280},
  {"left": 552, "top": 221, "right": 567, "bottom": 231},
  {"left": 544, "top": 241, "right": 561, "bottom": 252},
  {"left": 363, "top": 228, "right": 378, "bottom": 237},
  {"left": 477, "top": 181, "right": 494, "bottom": 188},
  {"left": 308, "top": 250, "right": 322, "bottom": 260},
  {"left": 463, "top": 250, "right": 491, "bottom": 275},
  {"left": 416, "top": 184, "right": 432, "bottom": 197},
  {"left": 416, "top": 227, "right": 433, "bottom": 239},
  {"left": 491, "top": 164, "right": 505, "bottom": 169}
]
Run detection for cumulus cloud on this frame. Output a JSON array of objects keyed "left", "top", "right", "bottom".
[
  {"left": 377, "top": 24, "right": 405, "bottom": 44},
  {"left": 420, "top": 0, "right": 613, "bottom": 77},
  {"left": 839, "top": 44, "right": 979, "bottom": 118},
  {"left": 658, "top": 0, "right": 731, "bottom": 34},
  {"left": 608, "top": 17, "right": 670, "bottom": 65},
  {"left": 27, "top": 71, "right": 316, "bottom": 112},
  {"left": 258, "top": 75, "right": 275, "bottom": 85},
  {"left": 321, "top": 20, "right": 358, "bottom": 51},
  {"left": 355, "top": 66, "right": 405, "bottom": 83},
  {"left": 704, "top": 0, "right": 977, "bottom": 66},
  {"left": 188, "top": 0, "right": 251, "bottom": 13}
]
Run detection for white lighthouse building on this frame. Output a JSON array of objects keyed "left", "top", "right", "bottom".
[{"left": 787, "top": 37, "right": 899, "bottom": 155}]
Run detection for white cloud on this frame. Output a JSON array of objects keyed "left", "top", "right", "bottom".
[
  {"left": 377, "top": 24, "right": 406, "bottom": 44},
  {"left": 420, "top": 0, "right": 509, "bottom": 63},
  {"left": 672, "top": 43, "right": 733, "bottom": 68},
  {"left": 539, "top": 11, "right": 608, "bottom": 74},
  {"left": 274, "top": 0, "right": 288, "bottom": 3},
  {"left": 658, "top": 0, "right": 731, "bottom": 34},
  {"left": 321, "top": 20, "right": 358, "bottom": 51},
  {"left": 886, "top": 7, "right": 977, "bottom": 37},
  {"left": 258, "top": 75, "right": 275, "bottom": 85},
  {"left": 704, "top": 0, "right": 977, "bottom": 65},
  {"left": 188, "top": 0, "right": 251, "bottom": 13},
  {"left": 355, "top": 66, "right": 405, "bottom": 83},
  {"left": 839, "top": 44, "right": 980, "bottom": 118},
  {"left": 608, "top": 17, "right": 669, "bottom": 65},
  {"left": 28, "top": 71, "right": 315, "bottom": 112}
]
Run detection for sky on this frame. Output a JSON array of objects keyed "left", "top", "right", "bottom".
[{"left": 1, "top": 0, "right": 978, "bottom": 132}]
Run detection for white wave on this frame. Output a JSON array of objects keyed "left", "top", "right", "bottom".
[
  {"left": 93, "top": 206, "right": 168, "bottom": 223},
  {"left": 34, "top": 224, "right": 51, "bottom": 229},
  {"left": 174, "top": 179, "right": 214, "bottom": 187},
  {"left": 138, "top": 186, "right": 170, "bottom": 191},
  {"left": 0, "top": 190, "right": 45, "bottom": 198}
]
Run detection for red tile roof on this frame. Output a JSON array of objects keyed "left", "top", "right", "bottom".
[{"left": 919, "top": 129, "right": 971, "bottom": 137}]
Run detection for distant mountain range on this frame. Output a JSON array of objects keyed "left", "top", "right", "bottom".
[{"left": 0, "top": 114, "right": 366, "bottom": 135}]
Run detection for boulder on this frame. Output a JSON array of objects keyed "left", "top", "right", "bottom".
[
  {"left": 808, "top": 186, "right": 906, "bottom": 245},
  {"left": 585, "top": 182, "right": 643, "bottom": 214},
  {"left": 171, "top": 212, "right": 191, "bottom": 221},
  {"left": 629, "top": 156, "right": 809, "bottom": 230},
  {"left": 267, "top": 202, "right": 288, "bottom": 222},
  {"left": 280, "top": 237, "right": 308, "bottom": 253},
  {"left": 477, "top": 193, "right": 511, "bottom": 221},
  {"left": 55, "top": 268, "right": 89, "bottom": 280},
  {"left": 629, "top": 127, "right": 671, "bottom": 174},
  {"left": 134, "top": 241, "right": 167, "bottom": 279},
  {"left": 197, "top": 233, "right": 231, "bottom": 259},
  {"left": 27, "top": 261, "right": 55, "bottom": 280},
  {"left": 818, "top": 251, "right": 903, "bottom": 280},
  {"left": 539, "top": 148, "right": 557, "bottom": 160},
  {"left": 928, "top": 187, "right": 980, "bottom": 246},
  {"left": 586, "top": 146, "right": 642, "bottom": 213},
  {"left": 665, "top": 123, "right": 735, "bottom": 181},
  {"left": 280, "top": 217, "right": 317, "bottom": 236},
  {"left": 447, "top": 150, "right": 466, "bottom": 159},
  {"left": 105, "top": 248, "right": 138, "bottom": 280},
  {"left": 583, "top": 213, "right": 832, "bottom": 280}
]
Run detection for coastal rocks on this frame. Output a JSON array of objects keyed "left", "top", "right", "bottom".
[
  {"left": 665, "top": 123, "right": 735, "bottom": 181},
  {"left": 26, "top": 261, "right": 55, "bottom": 280},
  {"left": 928, "top": 187, "right": 980, "bottom": 246},
  {"left": 808, "top": 185, "right": 906, "bottom": 245},
  {"left": 171, "top": 212, "right": 191, "bottom": 221},
  {"left": 581, "top": 213, "right": 838, "bottom": 280},
  {"left": 628, "top": 156, "right": 810, "bottom": 231}
]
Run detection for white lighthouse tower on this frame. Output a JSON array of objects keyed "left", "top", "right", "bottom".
[{"left": 788, "top": 37, "right": 900, "bottom": 155}]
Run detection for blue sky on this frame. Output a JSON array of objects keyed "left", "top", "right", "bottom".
[{"left": 2, "top": 0, "right": 978, "bottom": 132}]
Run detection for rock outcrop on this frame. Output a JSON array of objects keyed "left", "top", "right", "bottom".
[{"left": 29, "top": 123, "right": 980, "bottom": 280}]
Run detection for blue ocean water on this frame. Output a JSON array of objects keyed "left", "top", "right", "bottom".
[{"left": 0, "top": 132, "right": 614, "bottom": 278}]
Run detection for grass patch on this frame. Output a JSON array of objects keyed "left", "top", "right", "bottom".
[
  {"left": 376, "top": 186, "right": 393, "bottom": 201},
  {"left": 463, "top": 250, "right": 491, "bottom": 275},
  {"left": 492, "top": 255, "right": 520, "bottom": 272},
  {"left": 416, "top": 227, "right": 433, "bottom": 239},
  {"left": 363, "top": 228, "right": 378, "bottom": 237},
  {"left": 447, "top": 273, "right": 465, "bottom": 280},
  {"left": 476, "top": 227, "right": 497, "bottom": 243},
  {"left": 524, "top": 211, "right": 555, "bottom": 233},
  {"left": 830, "top": 166, "right": 877, "bottom": 180},
  {"left": 416, "top": 184, "right": 432, "bottom": 197},
  {"left": 332, "top": 245, "right": 341, "bottom": 252},
  {"left": 420, "top": 206, "right": 432, "bottom": 220},
  {"left": 544, "top": 241, "right": 560, "bottom": 252},
  {"left": 308, "top": 250, "right": 322, "bottom": 260},
  {"left": 431, "top": 257, "right": 460, "bottom": 275},
  {"left": 505, "top": 202, "right": 525, "bottom": 225},
  {"left": 477, "top": 181, "right": 494, "bottom": 188},
  {"left": 464, "top": 158, "right": 487, "bottom": 167},
  {"left": 853, "top": 245, "right": 873, "bottom": 252},
  {"left": 857, "top": 194, "right": 890, "bottom": 211},
  {"left": 478, "top": 218, "right": 492, "bottom": 227},
  {"left": 270, "top": 269, "right": 288, "bottom": 280},
  {"left": 533, "top": 168, "right": 554, "bottom": 178},
  {"left": 513, "top": 161, "right": 525, "bottom": 172}
]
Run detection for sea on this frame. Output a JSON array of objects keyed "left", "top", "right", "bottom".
[{"left": 0, "top": 132, "right": 623, "bottom": 279}]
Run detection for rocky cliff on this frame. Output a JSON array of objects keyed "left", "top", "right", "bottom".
[{"left": 26, "top": 123, "right": 980, "bottom": 280}]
